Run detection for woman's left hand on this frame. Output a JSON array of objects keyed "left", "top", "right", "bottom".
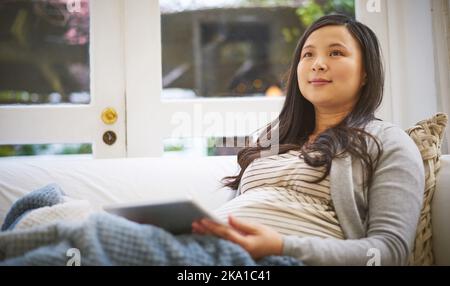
[{"left": 192, "top": 215, "right": 283, "bottom": 260}]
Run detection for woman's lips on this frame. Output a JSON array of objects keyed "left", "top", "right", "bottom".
[{"left": 309, "top": 80, "right": 332, "bottom": 86}]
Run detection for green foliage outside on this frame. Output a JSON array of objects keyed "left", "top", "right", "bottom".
[
  {"left": 241, "top": 0, "right": 354, "bottom": 27},
  {"left": 207, "top": 137, "right": 217, "bottom": 156},
  {"left": 0, "top": 144, "right": 92, "bottom": 157},
  {"left": 163, "top": 142, "right": 185, "bottom": 152},
  {"left": 296, "top": 0, "right": 354, "bottom": 27}
]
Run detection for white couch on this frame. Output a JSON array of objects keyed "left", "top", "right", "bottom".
[{"left": 0, "top": 154, "right": 449, "bottom": 265}]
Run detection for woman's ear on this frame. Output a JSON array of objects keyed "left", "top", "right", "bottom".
[{"left": 361, "top": 73, "right": 367, "bottom": 87}]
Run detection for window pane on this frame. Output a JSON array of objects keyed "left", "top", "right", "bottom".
[
  {"left": 163, "top": 137, "right": 209, "bottom": 157},
  {"left": 0, "top": 0, "right": 90, "bottom": 105},
  {"left": 160, "top": 0, "right": 354, "bottom": 99},
  {"left": 0, "top": 143, "right": 92, "bottom": 157},
  {"left": 163, "top": 136, "right": 246, "bottom": 157}
]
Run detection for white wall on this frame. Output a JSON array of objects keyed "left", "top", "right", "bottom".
[
  {"left": 357, "top": 0, "right": 449, "bottom": 153},
  {"left": 387, "top": 0, "right": 438, "bottom": 127}
]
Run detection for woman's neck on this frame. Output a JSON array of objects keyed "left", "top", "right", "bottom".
[{"left": 312, "top": 109, "right": 350, "bottom": 135}]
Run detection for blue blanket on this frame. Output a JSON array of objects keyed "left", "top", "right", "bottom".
[{"left": 0, "top": 184, "right": 303, "bottom": 266}]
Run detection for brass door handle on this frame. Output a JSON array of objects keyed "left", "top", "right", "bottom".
[{"left": 101, "top": 107, "right": 118, "bottom": 125}]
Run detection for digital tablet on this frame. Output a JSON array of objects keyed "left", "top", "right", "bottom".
[{"left": 103, "top": 198, "right": 224, "bottom": 234}]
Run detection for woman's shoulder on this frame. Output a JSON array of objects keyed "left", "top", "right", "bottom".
[
  {"left": 364, "top": 119, "right": 397, "bottom": 132},
  {"left": 364, "top": 119, "right": 408, "bottom": 140},
  {"left": 364, "top": 119, "right": 422, "bottom": 162}
]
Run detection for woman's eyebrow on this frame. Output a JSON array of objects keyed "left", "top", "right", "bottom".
[
  {"left": 302, "top": 45, "right": 314, "bottom": 50},
  {"left": 302, "top": 43, "right": 349, "bottom": 50},
  {"left": 328, "top": 43, "right": 349, "bottom": 49}
]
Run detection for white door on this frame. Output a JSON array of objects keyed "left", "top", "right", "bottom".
[{"left": 0, "top": 0, "right": 126, "bottom": 158}]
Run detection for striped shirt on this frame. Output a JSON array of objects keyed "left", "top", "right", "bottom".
[{"left": 214, "top": 149, "right": 344, "bottom": 239}]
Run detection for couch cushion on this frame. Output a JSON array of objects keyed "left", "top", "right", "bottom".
[
  {"left": 0, "top": 155, "right": 239, "bottom": 225},
  {"left": 405, "top": 112, "right": 448, "bottom": 265}
]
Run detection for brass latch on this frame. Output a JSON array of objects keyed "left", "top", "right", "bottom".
[{"left": 101, "top": 107, "right": 118, "bottom": 125}]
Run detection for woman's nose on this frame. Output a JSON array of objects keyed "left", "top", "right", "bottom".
[{"left": 311, "top": 58, "right": 328, "bottom": 72}]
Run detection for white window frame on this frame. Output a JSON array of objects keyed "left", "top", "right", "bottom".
[{"left": 0, "top": 0, "right": 127, "bottom": 158}]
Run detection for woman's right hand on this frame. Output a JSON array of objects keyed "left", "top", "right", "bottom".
[{"left": 192, "top": 215, "right": 283, "bottom": 260}]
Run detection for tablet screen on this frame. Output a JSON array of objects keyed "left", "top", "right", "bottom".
[{"left": 104, "top": 199, "right": 223, "bottom": 234}]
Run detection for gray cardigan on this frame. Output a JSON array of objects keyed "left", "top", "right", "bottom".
[{"left": 282, "top": 120, "right": 425, "bottom": 266}]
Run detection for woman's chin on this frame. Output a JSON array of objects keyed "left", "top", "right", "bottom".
[{"left": 305, "top": 96, "right": 334, "bottom": 107}]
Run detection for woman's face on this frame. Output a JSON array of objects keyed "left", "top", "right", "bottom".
[{"left": 297, "top": 25, "right": 366, "bottom": 112}]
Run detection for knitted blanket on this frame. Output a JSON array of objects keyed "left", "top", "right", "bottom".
[{"left": 0, "top": 184, "right": 303, "bottom": 266}]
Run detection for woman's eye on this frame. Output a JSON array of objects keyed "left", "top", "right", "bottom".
[
  {"left": 330, "top": 50, "right": 343, "bottom": 56},
  {"left": 302, "top": 52, "right": 312, "bottom": 58}
]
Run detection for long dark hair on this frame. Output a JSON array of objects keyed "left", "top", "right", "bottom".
[{"left": 222, "top": 14, "right": 384, "bottom": 191}]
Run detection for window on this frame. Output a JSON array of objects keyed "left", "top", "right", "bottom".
[
  {"left": 0, "top": 0, "right": 90, "bottom": 105},
  {"left": 0, "top": 0, "right": 91, "bottom": 157},
  {"left": 0, "top": 0, "right": 127, "bottom": 159}
]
